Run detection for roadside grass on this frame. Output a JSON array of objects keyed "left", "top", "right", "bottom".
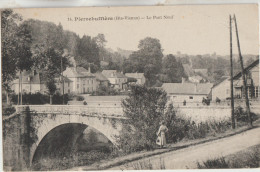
[
  {"left": 126, "top": 157, "right": 166, "bottom": 170},
  {"left": 197, "top": 157, "right": 229, "bottom": 169},
  {"left": 197, "top": 144, "right": 260, "bottom": 169},
  {"left": 168, "top": 114, "right": 260, "bottom": 149}
]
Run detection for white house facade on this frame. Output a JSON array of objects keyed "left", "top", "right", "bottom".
[{"left": 63, "top": 67, "right": 97, "bottom": 94}]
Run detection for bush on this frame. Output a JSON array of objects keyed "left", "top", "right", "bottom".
[
  {"left": 116, "top": 125, "right": 154, "bottom": 153},
  {"left": 197, "top": 157, "right": 229, "bottom": 169},
  {"left": 76, "top": 96, "right": 84, "bottom": 101},
  {"left": 2, "top": 105, "right": 16, "bottom": 117},
  {"left": 235, "top": 106, "right": 258, "bottom": 123},
  {"left": 117, "top": 85, "right": 167, "bottom": 153},
  {"left": 95, "top": 85, "right": 120, "bottom": 96},
  {"left": 10, "top": 93, "right": 71, "bottom": 105}
]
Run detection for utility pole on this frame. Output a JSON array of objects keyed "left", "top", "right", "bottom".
[
  {"left": 21, "top": 73, "right": 23, "bottom": 105},
  {"left": 233, "top": 14, "right": 252, "bottom": 127},
  {"left": 230, "top": 15, "right": 235, "bottom": 129},
  {"left": 61, "top": 55, "right": 64, "bottom": 105},
  {"left": 18, "top": 71, "right": 20, "bottom": 105}
]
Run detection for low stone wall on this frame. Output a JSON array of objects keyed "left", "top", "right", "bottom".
[{"left": 176, "top": 106, "right": 231, "bottom": 123}]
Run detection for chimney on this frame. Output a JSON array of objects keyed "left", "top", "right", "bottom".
[{"left": 88, "top": 65, "right": 91, "bottom": 73}]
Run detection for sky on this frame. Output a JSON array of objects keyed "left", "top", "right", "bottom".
[{"left": 14, "top": 4, "right": 259, "bottom": 56}]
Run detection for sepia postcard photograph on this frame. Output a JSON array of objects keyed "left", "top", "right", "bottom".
[{"left": 1, "top": 4, "right": 260, "bottom": 171}]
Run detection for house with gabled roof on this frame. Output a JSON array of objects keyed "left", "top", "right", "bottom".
[
  {"left": 94, "top": 72, "right": 109, "bottom": 88},
  {"left": 63, "top": 66, "right": 97, "bottom": 94},
  {"left": 233, "top": 58, "right": 259, "bottom": 99},
  {"left": 211, "top": 58, "right": 259, "bottom": 101},
  {"left": 11, "top": 70, "right": 73, "bottom": 94},
  {"left": 102, "top": 70, "right": 128, "bottom": 90},
  {"left": 162, "top": 81, "right": 213, "bottom": 105}
]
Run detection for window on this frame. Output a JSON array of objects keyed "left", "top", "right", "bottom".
[
  {"left": 77, "top": 78, "right": 79, "bottom": 82},
  {"left": 119, "top": 79, "right": 121, "bottom": 82},
  {"left": 189, "top": 96, "right": 193, "bottom": 99},
  {"left": 88, "top": 80, "right": 89, "bottom": 84},
  {"left": 92, "top": 79, "right": 93, "bottom": 84},
  {"left": 68, "top": 89, "right": 70, "bottom": 93},
  {"left": 77, "top": 84, "right": 79, "bottom": 89},
  {"left": 255, "top": 86, "right": 259, "bottom": 98},
  {"left": 68, "top": 82, "right": 70, "bottom": 87}
]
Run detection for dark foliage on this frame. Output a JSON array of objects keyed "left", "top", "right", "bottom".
[
  {"left": 122, "top": 37, "right": 163, "bottom": 87},
  {"left": 76, "top": 96, "right": 84, "bottom": 101},
  {"left": 10, "top": 93, "right": 71, "bottom": 105},
  {"left": 235, "top": 106, "right": 258, "bottom": 123},
  {"left": 161, "top": 54, "right": 187, "bottom": 83},
  {"left": 117, "top": 85, "right": 167, "bottom": 153},
  {"left": 197, "top": 157, "right": 229, "bottom": 169},
  {"left": 2, "top": 105, "right": 16, "bottom": 117},
  {"left": 94, "top": 85, "right": 120, "bottom": 96}
]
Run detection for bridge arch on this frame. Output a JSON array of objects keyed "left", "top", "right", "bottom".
[
  {"left": 32, "top": 123, "right": 88, "bottom": 163},
  {"left": 30, "top": 113, "right": 122, "bottom": 165}
]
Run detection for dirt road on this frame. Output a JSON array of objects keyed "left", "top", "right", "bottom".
[{"left": 109, "top": 127, "right": 260, "bottom": 170}]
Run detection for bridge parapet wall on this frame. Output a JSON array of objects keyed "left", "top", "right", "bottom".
[{"left": 15, "top": 105, "right": 125, "bottom": 118}]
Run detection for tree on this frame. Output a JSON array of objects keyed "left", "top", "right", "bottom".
[
  {"left": 75, "top": 35, "right": 100, "bottom": 72},
  {"left": 123, "top": 37, "right": 163, "bottom": 86},
  {"left": 162, "top": 54, "right": 187, "bottom": 83},
  {"left": 93, "top": 33, "right": 107, "bottom": 61},
  {"left": 33, "top": 47, "right": 70, "bottom": 104},
  {"left": 1, "top": 9, "right": 33, "bottom": 104},
  {"left": 118, "top": 85, "right": 167, "bottom": 152},
  {"left": 93, "top": 33, "right": 107, "bottom": 49}
]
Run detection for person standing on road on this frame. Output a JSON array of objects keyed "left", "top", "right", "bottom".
[{"left": 156, "top": 121, "right": 168, "bottom": 148}]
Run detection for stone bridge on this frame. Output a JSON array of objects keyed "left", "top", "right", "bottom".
[
  {"left": 3, "top": 105, "right": 126, "bottom": 171},
  {"left": 3, "top": 103, "right": 259, "bottom": 170}
]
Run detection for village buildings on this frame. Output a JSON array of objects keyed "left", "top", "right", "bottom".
[
  {"left": 211, "top": 76, "right": 230, "bottom": 101},
  {"left": 211, "top": 59, "right": 259, "bottom": 101},
  {"left": 125, "top": 73, "right": 145, "bottom": 85},
  {"left": 233, "top": 59, "right": 259, "bottom": 99},
  {"left": 11, "top": 71, "right": 73, "bottom": 94},
  {"left": 102, "top": 70, "right": 128, "bottom": 90},
  {"left": 162, "top": 81, "right": 213, "bottom": 106},
  {"left": 63, "top": 67, "right": 97, "bottom": 94},
  {"left": 94, "top": 72, "right": 109, "bottom": 88},
  {"left": 182, "top": 63, "right": 208, "bottom": 83},
  {"left": 11, "top": 66, "right": 146, "bottom": 96}
]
